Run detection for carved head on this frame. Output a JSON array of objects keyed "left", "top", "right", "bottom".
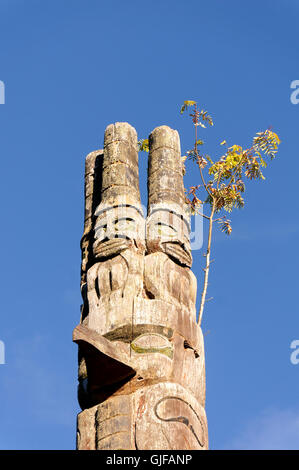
[{"left": 93, "top": 202, "right": 145, "bottom": 259}]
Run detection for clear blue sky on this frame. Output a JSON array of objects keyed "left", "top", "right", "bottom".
[{"left": 0, "top": 0, "right": 298, "bottom": 450}]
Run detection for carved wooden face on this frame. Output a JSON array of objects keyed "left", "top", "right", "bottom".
[
  {"left": 85, "top": 248, "right": 202, "bottom": 401},
  {"left": 146, "top": 209, "right": 189, "bottom": 243},
  {"left": 94, "top": 205, "right": 144, "bottom": 242},
  {"left": 93, "top": 205, "right": 145, "bottom": 259},
  {"left": 146, "top": 209, "right": 192, "bottom": 266},
  {"left": 96, "top": 317, "right": 205, "bottom": 405}
]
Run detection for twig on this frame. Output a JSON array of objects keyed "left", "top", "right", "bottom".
[{"left": 198, "top": 200, "right": 215, "bottom": 325}]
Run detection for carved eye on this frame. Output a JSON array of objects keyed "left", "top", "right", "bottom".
[
  {"left": 156, "top": 223, "right": 177, "bottom": 238},
  {"left": 131, "top": 334, "right": 173, "bottom": 359},
  {"left": 114, "top": 218, "right": 136, "bottom": 232}
]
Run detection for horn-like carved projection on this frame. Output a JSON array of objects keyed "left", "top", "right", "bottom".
[
  {"left": 74, "top": 122, "right": 208, "bottom": 450},
  {"left": 147, "top": 125, "right": 192, "bottom": 267}
]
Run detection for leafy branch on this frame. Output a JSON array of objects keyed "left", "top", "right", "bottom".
[{"left": 180, "top": 100, "right": 280, "bottom": 324}]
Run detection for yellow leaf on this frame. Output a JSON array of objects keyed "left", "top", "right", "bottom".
[
  {"left": 271, "top": 131, "right": 281, "bottom": 144},
  {"left": 184, "top": 100, "right": 196, "bottom": 106}
]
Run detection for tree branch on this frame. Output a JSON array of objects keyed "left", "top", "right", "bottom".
[{"left": 198, "top": 200, "right": 215, "bottom": 325}]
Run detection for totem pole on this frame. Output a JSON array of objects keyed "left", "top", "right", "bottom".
[{"left": 73, "top": 122, "right": 208, "bottom": 450}]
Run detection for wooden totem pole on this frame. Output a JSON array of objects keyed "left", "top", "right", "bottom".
[{"left": 73, "top": 122, "right": 208, "bottom": 450}]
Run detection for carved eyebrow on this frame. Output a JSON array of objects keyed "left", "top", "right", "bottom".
[
  {"left": 150, "top": 208, "right": 191, "bottom": 232},
  {"left": 156, "top": 222, "right": 173, "bottom": 226},
  {"left": 114, "top": 217, "right": 135, "bottom": 223},
  {"left": 95, "top": 204, "right": 144, "bottom": 217},
  {"left": 155, "top": 222, "right": 177, "bottom": 230}
]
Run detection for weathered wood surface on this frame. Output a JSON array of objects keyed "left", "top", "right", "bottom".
[{"left": 74, "top": 122, "right": 208, "bottom": 450}]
